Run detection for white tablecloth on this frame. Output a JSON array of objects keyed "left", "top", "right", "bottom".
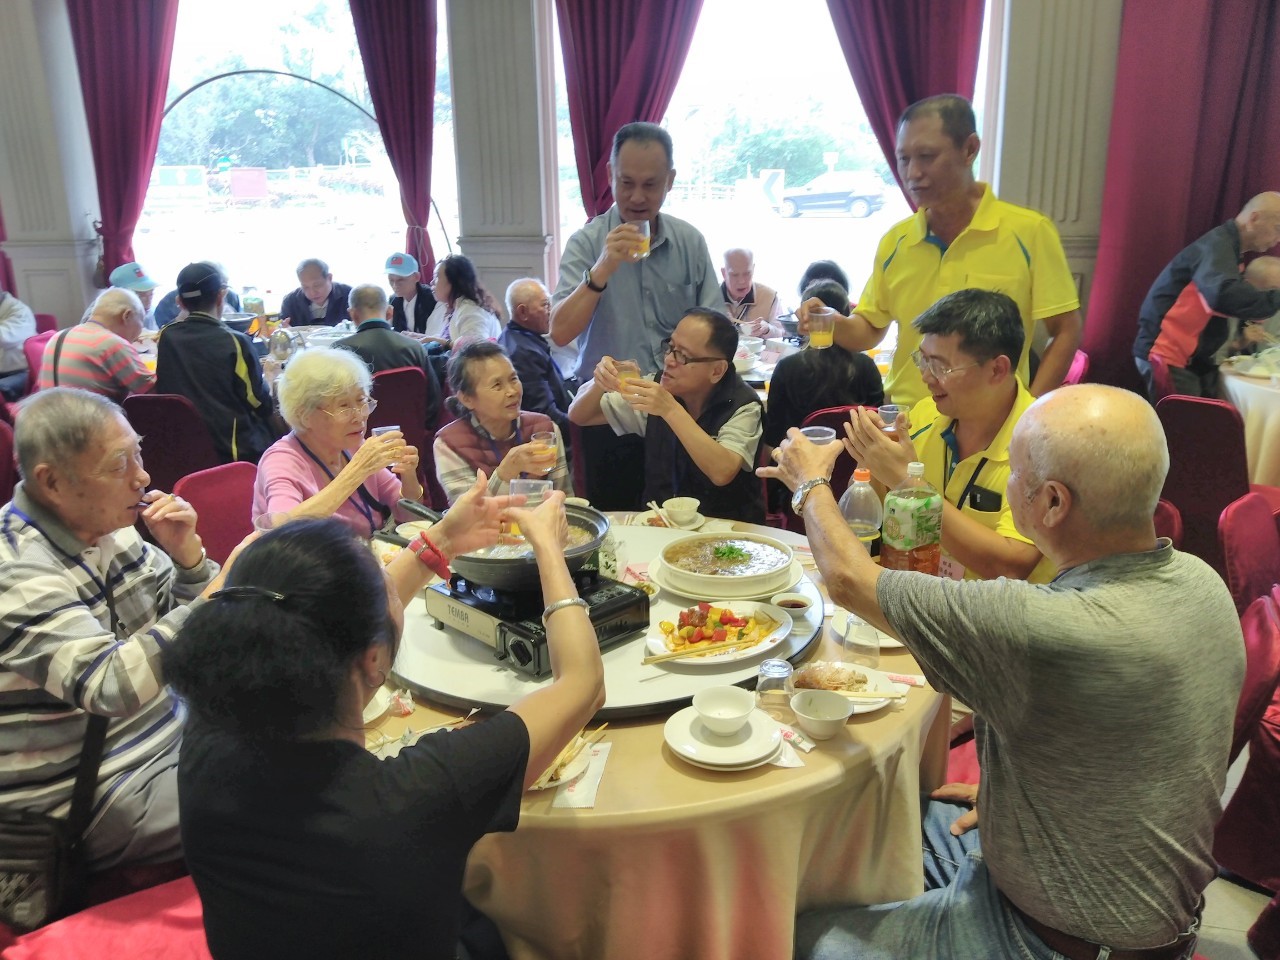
[{"left": 1221, "top": 369, "right": 1280, "bottom": 487}]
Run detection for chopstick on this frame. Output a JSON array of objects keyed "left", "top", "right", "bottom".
[
  {"left": 647, "top": 500, "right": 676, "bottom": 528},
  {"left": 642, "top": 640, "right": 757, "bottom": 664},
  {"left": 830, "top": 689, "right": 908, "bottom": 701},
  {"left": 531, "top": 723, "right": 609, "bottom": 789}
]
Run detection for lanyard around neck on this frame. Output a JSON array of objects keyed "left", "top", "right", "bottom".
[{"left": 296, "top": 436, "right": 379, "bottom": 535}]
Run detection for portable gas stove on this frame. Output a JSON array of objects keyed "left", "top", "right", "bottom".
[{"left": 424, "top": 571, "right": 650, "bottom": 677}]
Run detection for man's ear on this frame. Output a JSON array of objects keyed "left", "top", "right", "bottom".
[
  {"left": 1040, "top": 479, "right": 1072, "bottom": 529},
  {"left": 30, "top": 462, "right": 61, "bottom": 501}
]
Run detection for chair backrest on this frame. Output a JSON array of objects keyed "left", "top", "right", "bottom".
[
  {"left": 368, "top": 366, "right": 446, "bottom": 509},
  {"left": 1153, "top": 498, "right": 1183, "bottom": 550},
  {"left": 1220, "top": 492, "right": 1280, "bottom": 617},
  {"left": 23, "top": 331, "right": 56, "bottom": 394},
  {"left": 1148, "top": 353, "right": 1176, "bottom": 402},
  {"left": 173, "top": 461, "right": 257, "bottom": 565},
  {"left": 1156, "top": 396, "right": 1252, "bottom": 575},
  {"left": 33, "top": 313, "right": 58, "bottom": 335},
  {"left": 801, "top": 405, "right": 868, "bottom": 498},
  {"left": 0, "top": 420, "right": 15, "bottom": 504},
  {"left": 1232, "top": 586, "right": 1280, "bottom": 763},
  {"left": 122, "top": 394, "right": 220, "bottom": 495},
  {"left": 1063, "top": 349, "right": 1090, "bottom": 385}
]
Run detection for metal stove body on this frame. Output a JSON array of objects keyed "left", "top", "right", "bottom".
[{"left": 424, "top": 571, "right": 650, "bottom": 677}]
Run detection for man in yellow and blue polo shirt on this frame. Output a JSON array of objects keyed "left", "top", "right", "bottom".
[
  {"left": 800, "top": 94, "right": 1081, "bottom": 408},
  {"left": 843, "top": 288, "right": 1054, "bottom": 584}
]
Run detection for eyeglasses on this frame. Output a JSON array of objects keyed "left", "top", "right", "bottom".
[
  {"left": 661, "top": 338, "right": 726, "bottom": 367},
  {"left": 910, "top": 350, "right": 981, "bottom": 381},
  {"left": 321, "top": 396, "right": 377, "bottom": 421}
]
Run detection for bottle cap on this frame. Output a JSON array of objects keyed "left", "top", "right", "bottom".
[
  {"left": 907, "top": 461, "right": 925, "bottom": 477},
  {"left": 853, "top": 468, "right": 871, "bottom": 482}
]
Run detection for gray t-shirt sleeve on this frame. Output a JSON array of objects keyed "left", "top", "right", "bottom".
[
  {"left": 600, "top": 390, "right": 647, "bottom": 437},
  {"left": 716, "top": 402, "right": 763, "bottom": 471},
  {"left": 876, "top": 570, "right": 1034, "bottom": 728}
]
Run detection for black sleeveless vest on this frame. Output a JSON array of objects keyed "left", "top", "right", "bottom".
[{"left": 642, "top": 374, "right": 764, "bottom": 523}]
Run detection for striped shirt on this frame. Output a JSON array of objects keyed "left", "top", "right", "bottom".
[
  {"left": 37, "top": 322, "right": 156, "bottom": 401},
  {"left": 0, "top": 484, "right": 216, "bottom": 819}
]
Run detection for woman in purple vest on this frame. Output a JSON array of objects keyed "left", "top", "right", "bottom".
[{"left": 433, "top": 340, "right": 574, "bottom": 504}]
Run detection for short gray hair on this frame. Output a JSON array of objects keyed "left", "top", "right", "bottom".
[
  {"left": 348, "top": 283, "right": 388, "bottom": 317},
  {"left": 276, "top": 347, "right": 372, "bottom": 430},
  {"left": 296, "top": 257, "right": 330, "bottom": 278},
  {"left": 1019, "top": 385, "right": 1169, "bottom": 531},
  {"left": 15, "top": 388, "right": 121, "bottom": 481},
  {"left": 504, "top": 277, "right": 546, "bottom": 319},
  {"left": 89, "top": 287, "right": 144, "bottom": 322}
]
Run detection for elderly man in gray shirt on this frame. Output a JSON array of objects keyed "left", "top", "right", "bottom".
[
  {"left": 764, "top": 384, "right": 1243, "bottom": 960},
  {"left": 551, "top": 121, "right": 720, "bottom": 509}
]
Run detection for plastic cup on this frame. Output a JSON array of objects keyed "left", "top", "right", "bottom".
[
  {"left": 807, "top": 310, "right": 834, "bottom": 350},
  {"left": 800, "top": 426, "right": 837, "bottom": 445},
  {"left": 371, "top": 425, "right": 400, "bottom": 437},
  {"left": 878, "top": 404, "right": 902, "bottom": 438},
  {"left": 842, "top": 613, "right": 880, "bottom": 669},
  {"left": 755, "top": 658, "right": 796, "bottom": 723},
  {"left": 629, "top": 220, "right": 651, "bottom": 259},
  {"left": 509, "top": 478, "right": 553, "bottom": 506},
  {"left": 253, "top": 511, "right": 291, "bottom": 534}
]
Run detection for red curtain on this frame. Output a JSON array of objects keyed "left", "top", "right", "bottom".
[
  {"left": 555, "top": 0, "right": 704, "bottom": 219},
  {"left": 66, "top": 0, "right": 179, "bottom": 274},
  {"left": 0, "top": 203, "right": 15, "bottom": 296},
  {"left": 349, "top": 0, "right": 438, "bottom": 274},
  {"left": 1085, "top": 0, "right": 1280, "bottom": 389},
  {"left": 825, "top": 0, "right": 985, "bottom": 197}
]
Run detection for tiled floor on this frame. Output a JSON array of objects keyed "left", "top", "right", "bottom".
[{"left": 1198, "top": 876, "right": 1269, "bottom": 959}]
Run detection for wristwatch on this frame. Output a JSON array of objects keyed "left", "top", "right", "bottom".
[
  {"left": 791, "top": 477, "right": 831, "bottom": 514},
  {"left": 582, "top": 267, "right": 607, "bottom": 293}
]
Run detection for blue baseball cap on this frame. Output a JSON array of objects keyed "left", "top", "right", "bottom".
[
  {"left": 109, "top": 261, "right": 158, "bottom": 291},
  {"left": 385, "top": 252, "right": 419, "bottom": 277}
]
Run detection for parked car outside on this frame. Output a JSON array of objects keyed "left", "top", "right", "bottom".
[{"left": 776, "top": 171, "right": 886, "bottom": 218}]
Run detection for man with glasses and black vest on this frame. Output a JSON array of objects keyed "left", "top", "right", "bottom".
[
  {"left": 568, "top": 307, "right": 763, "bottom": 523},
  {"left": 155, "top": 262, "right": 279, "bottom": 464}
]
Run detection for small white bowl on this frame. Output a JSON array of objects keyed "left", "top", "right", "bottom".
[
  {"left": 396, "top": 520, "right": 435, "bottom": 539},
  {"left": 662, "top": 496, "right": 700, "bottom": 525},
  {"left": 733, "top": 353, "right": 754, "bottom": 373},
  {"left": 769, "top": 592, "right": 813, "bottom": 614},
  {"left": 790, "top": 689, "right": 855, "bottom": 740},
  {"left": 565, "top": 497, "right": 591, "bottom": 508},
  {"left": 693, "top": 686, "right": 755, "bottom": 737},
  {"left": 740, "top": 336, "right": 765, "bottom": 355}
]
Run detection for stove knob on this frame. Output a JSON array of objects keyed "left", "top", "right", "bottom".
[{"left": 509, "top": 640, "right": 533, "bottom": 668}]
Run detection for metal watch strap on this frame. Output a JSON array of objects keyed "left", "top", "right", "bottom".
[{"left": 793, "top": 477, "right": 831, "bottom": 513}]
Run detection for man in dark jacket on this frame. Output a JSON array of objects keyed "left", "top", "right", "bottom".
[
  {"left": 499, "top": 278, "right": 572, "bottom": 448},
  {"left": 278, "top": 258, "right": 352, "bottom": 327},
  {"left": 336, "top": 283, "right": 441, "bottom": 428}
]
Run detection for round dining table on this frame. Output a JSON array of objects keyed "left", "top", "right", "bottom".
[
  {"left": 1220, "top": 367, "right": 1280, "bottom": 486},
  {"left": 370, "top": 517, "right": 950, "bottom": 960}
]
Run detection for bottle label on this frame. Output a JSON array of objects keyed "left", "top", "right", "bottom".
[{"left": 882, "top": 493, "right": 942, "bottom": 550}]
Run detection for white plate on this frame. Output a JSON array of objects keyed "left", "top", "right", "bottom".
[
  {"left": 828, "top": 608, "right": 904, "bottom": 649},
  {"left": 1223, "top": 357, "right": 1280, "bottom": 379},
  {"left": 527, "top": 741, "right": 591, "bottom": 791},
  {"left": 794, "top": 663, "right": 896, "bottom": 714},
  {"left": 632, "top": 509, "right": 706, "bottom": 531},
  {"left": 663, "top": 706, "right": 781, "bottom": 766},
  {"left": 645, "top": 601, "right": 793, "bottom": 665},
  {"left": 676, "top": 742, "right": 783, "bottom": 772},
  {"left": 647, "top": 557, "right": 804, "bottom": 601},
  {"left": 362, "top": 686, "right": 393, "bottom": 725}
]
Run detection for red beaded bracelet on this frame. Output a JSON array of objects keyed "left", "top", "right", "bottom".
[{"left": 409, "top": 531, "right": 451, "bottom": 579}]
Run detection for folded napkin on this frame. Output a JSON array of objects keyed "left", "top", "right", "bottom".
[{"left": 552, "top": 742, "right": 611, "bottom": 808}]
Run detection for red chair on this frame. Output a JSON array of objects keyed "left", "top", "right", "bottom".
[
  {"left": 784, "top": 405, "right": 873, "bottom": 533},
  {"left": 23, "top": 330, "right": 55, "bottom": 394},
  {"left": 1220, "top": 492, "right": 1280, "bottom": 617},
  {"left": 1227, "top": 587, "right": 1280, "bottom": 764},
  {"left": 0, "top": 420, "right": 15, "bottom": 503},
  {"left": 34, "top": 312, "right": 58, "bottom": 335},
  {"left": 1148, "top": 353, "right": 1176, "bottom": 402},
  {"left": 1062, "top": 349, "right": 1089, "bottom": 385},
  {"left": 121, "top": 394, "right": 220, "bottom": 496},
  {"left": 173, "top": 462, "right": 257, "bottom": 565},
  {"left": 367, "top": 366, "right": 446, "bottom": 510},
  {"left": 1156, "top": 396, "right": 1280, "bottom": 576},
  {"left": 1153, "top": 498, "right": 1183, "bottom": 550}
]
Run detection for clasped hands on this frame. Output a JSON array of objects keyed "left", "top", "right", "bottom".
[
  {"left": 757, "top": 407, "right": 916, "bottom": 492},
  {"left": 594, "top": 356, "right": 678, "bottom": 418}
]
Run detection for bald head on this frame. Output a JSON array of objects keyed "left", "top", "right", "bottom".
[
  {"left": 88, "top": 287, "right": 146, "bottom": 342},
  {"left": 1018, "top": 385, "right": 1168, "bottom": 534},
  {"left": 1244, "top": 255, "right": 1280, "bottom": 291},
  {"left": 505, "top": 278, "right": 551, "bottom": 335},
  {"left": 1236, "top": 192, "right": 1280, "bottom": 252}
]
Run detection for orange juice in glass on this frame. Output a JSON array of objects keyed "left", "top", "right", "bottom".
[
  {"left": 615, "top": 359, "right": 642, "bottom": 383},
  {"left": 530, "top": 431, "right": 557, "bottom": 475},
  {"left": 807, "top": 310, "right": 835, "bottom": 349},
  {"left": 629, "top": 220, "right": 651, "bottom": 259}
]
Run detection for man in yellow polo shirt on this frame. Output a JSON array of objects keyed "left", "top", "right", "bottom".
[
  {"left": 842, "top": 288, "right": 1055, "bottom": 584},
  {"left": 801, "top": 94, "right": 1081, "bottom": 407}
]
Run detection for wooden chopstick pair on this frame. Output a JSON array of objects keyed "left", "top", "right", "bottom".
[
  {"left": 531, "top": 723, "right": 609, "bottom": 789},
  {"left": 642, "top": 640, "right": 756, "bottom": 665}
]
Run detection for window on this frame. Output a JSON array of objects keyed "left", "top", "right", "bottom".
[{"left": 135, "top": 0, "right": 459, "bottom": 311}]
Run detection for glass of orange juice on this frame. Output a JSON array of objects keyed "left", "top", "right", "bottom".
[
  {"left": 628, "top": 220, "right": 651, "bottom": 259},
  {"left": 807, "top": 310, "right": 835, "bottom": 350},
  {"left": 615, "top": 359, "right": 642, "bottom": 382},
  {"left": 530, "top": 431, "right": 557, "bottom": 475}
]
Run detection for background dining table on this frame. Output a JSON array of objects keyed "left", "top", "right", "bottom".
[
  {"left": 1220, "top": 367, "right": 1280, "bottom": 486},
  {"left": 369, "top": 518, "right": 950, "bottom": 960}
]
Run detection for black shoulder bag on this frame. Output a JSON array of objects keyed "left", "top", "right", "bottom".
[{"left": 0, "top": 576, "right": 119, "bottom": 932}]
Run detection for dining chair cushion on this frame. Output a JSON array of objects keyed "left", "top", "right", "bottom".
[
  {"left": 1214, "top": 682, "right": 1280, "bottom": 892},
  {"left": 1154, "top": 498, "right": 1183, "bottom": 550},
  {"left": 1220, "top": 492, "right": 1280, "bottom": 617},
  {"left": 1229, "top": 588, "right": 1280, "bottom": 764},
  {"left": 122, "top": 393, "right": 221, "bottom": 495},
  {"left": 22, "top": 330, "right": 56, "bottom": 394},
  {"left": 173, "top": 461, "right": 257, "bottom": 566}
]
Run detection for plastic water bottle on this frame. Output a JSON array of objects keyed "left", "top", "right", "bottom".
[
  {"left": 839, "top": 467, "right": 882, "bottom": 556},
  {"left": 880, "top": 461, "right": 942, "bottom": 574}
]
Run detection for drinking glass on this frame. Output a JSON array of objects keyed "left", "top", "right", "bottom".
[
  {"left": 629, "top": 220, "right": 651, "bottom": 259},
  {"left": 253, "top": 511, "right": 292, "bottom": 534},
  {"left": 530, "top": 431, "right": 557, "bottom": 476},
  {"left": 755, "top": 659, "right": 796, "bottom": 723},
  {"left": 878, "top": 404, "right": 902, "bottom": 439},
  {"left": 800, "top": 426, "right": 837, "bottom": 445},
  {"left": 371, "top": 425, "right": 400, "bottom": 437},
  {"left": 509, "top": 478, "right": 553, "bottom": 506},
  {"left": 807, "top": 310, "right": 834, "bottom": 350},
  {"left": 842, "top": 613, "right": 880, "bottom": 670},
  {"left": 614, "top": 359, "right": 642, "bottom": 382}
]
